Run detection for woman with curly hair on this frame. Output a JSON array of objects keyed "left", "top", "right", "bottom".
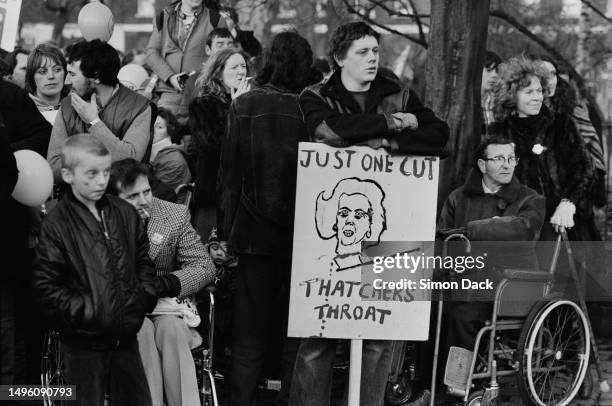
[
  {"left": 488, "top": 56, "right": 593, "bottom": 246},
  {"left": 529, "top": 54, "right": 607, "bottom": 210},
  {"left": 188, "top": 47, "right": 251, "bottom": 238}
]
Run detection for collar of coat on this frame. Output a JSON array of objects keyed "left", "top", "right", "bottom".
[
  {"left": 65, "top": 185, "right": 111, "bottom": 212},
  {"left": 318, "top": 70, "right": 402, "bottom": 113},
  {"left": 462, "top": 168, "right": 523, "bottom": 206}
]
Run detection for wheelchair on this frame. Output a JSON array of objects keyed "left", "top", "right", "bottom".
[
  {"left": 40, "top": 289, "right": 221, "bottom": 406},
  {"left": 428, "top": 232, "right": 593, "bottom": 406}
]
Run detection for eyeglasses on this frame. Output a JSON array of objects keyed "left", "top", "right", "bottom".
[{"left": 484, "top": 156, "right": 520, "bottom": 166}]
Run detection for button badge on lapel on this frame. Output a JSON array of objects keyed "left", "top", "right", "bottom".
[{"left": 151, "top": 233, "right": 165, "bottom": 245}]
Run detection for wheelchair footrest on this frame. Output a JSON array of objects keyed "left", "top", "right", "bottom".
[{"left": 444, "top": 346, "right": 473, "bottom": 394}]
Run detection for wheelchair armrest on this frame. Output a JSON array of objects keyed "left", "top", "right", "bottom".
[{"left": 502, "top": 269, "right": 553, "bottom": 282}]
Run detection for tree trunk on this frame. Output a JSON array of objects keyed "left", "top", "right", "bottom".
[{"left": 424, "top": 0, "right": 490, "bottom": 210}]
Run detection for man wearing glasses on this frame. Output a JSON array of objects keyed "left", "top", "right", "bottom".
[{"left": 436, "top": 134, "right": 545, "bottom": 366}]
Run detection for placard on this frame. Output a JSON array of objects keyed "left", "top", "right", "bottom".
[
  {"left": 288, "top": 143, "right": 439, "bottom": 341},
  {"left": 0, "top": 0, "right": 22, "bottom": 51}
]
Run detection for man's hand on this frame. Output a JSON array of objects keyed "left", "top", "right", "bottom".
[
  {"left": 220, "top": 11, "right": 238, "bottom": 37},
  {"left": 71, "top": 93, "right": 99, "bottom": 124},
  {"left": 392, "top": 112, "right": 418, "bottom": 130},
  {"left": 168, "top": 73, "right": 184, "bottom": 92},
  {"left": 550, "top": 200, "right": 576, "bottom": 232}
]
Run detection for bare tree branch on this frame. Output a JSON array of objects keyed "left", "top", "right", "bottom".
[
  {"left": 406, "top": 0, "right": 427, "bottom": 45},
  {"left": 489, "top": 8, "right": 585, "bottom": 87},
  {"left": 580, "top": 0, "right": 612, "bottom": 25},
  {"left": 341, "top": 0, "right": 428, "bottom": 48},
  {"left": 367, "top": 0, "right": 430, "bottom": 19}
]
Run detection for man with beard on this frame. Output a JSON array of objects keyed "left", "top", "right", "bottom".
[{"left": 47, "top": 40, "right": 154, "bottom": 181}]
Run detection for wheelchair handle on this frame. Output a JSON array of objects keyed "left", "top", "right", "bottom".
[{"left": 442, "top": 233, "right": 471, "bottom": 258}]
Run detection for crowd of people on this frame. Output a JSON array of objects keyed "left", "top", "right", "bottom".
[{"left": 0, "top": 0, "right": 607, "bottom": 405}]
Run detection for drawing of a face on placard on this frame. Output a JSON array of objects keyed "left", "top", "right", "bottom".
[{"left": 315, "top": 177, "right": 387, "bottom": 270}]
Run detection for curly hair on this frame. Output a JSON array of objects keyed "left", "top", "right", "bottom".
[
  {"left": 492, "top": 56, "right": 549, "bottom": 122},
  {"left": 524, "top": 53, "right": 576, "bottom": 114},
  {"left": 194, "top": 47, "right": 250, "bottom": 98},
  {"left": 254, "top": 31, "right": 313, "bottom": 93},
  {"left": 315, "top": 177, "right": 387, "bottom": 248},
  {"left": 328, "top": 22, "right": 380, "bottom": 71}
]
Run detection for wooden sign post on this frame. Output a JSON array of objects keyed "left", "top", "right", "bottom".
[{"left": 288, "top": 143, "right": 440, "bottom": 404}]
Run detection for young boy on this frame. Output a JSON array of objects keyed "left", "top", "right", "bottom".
[{"left": 33, "top": 134, "right": 157, "bottom": 406}]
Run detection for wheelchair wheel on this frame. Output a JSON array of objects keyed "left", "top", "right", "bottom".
[
  {"left": 199, "top": 368, "right": 218, "bottom": 406},
  {"left": 466, "top": 390, "right": 498, "bottom": 406},
  {"left": 40, "top": 331, "right": 67, "bottom": 406},
  {"left": 384, "top": 373, "right": 413, "bottom": 405},
  {"left": 517, "top": 298, "right": 590, "bottom": 406}
]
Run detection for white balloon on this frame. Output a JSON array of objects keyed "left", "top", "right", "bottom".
[
  {"left": 78, "top": 2, "right": 115, "bottom": 42},
  {"left": 118, "top": 64, "right": 150, "bottom": 91},
  {"left": 12, "top": 150, "right": 53, "bottom": 206}
]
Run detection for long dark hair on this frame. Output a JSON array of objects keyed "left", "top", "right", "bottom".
[{"left": 255, "top": 31, "right": 313, "bottom": 93}]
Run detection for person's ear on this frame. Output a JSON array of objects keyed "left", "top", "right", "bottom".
[
  {"left": 332, "top": 223, "right": 338, "bottom": 232},
  {"left": 477, "top": 159, "right": 487, "bottom": 175},
  {"left": 61, "top": 168, "right": 74, "bottom": 184},
  {"left": 333, "top": 54, "right": 343, "bottom": 69},
  {"left": 205, "top": 45, "right": 212, "bottom": 56}
]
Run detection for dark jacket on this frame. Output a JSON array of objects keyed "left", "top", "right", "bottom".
[
  {"left": 0, "top": 80, "right": 51, "bottom": 155},
  {"left": 188, "top": 92, "right": 230, "bottom": 207},
  {"left": 151, "top": 144, "right": 192, "bottom": 192},
  {"left": 299, "top": 71, "right": 449, "bottom": 156},
  {"left": 217, "top": 84, "right": 309, "bottom": 258},
  {"left": 438, "top": 169, "right": 546, "bottom": 299},
  {"left": 488, "top": 107, "right": 593, "bottom": 219},
  {"left": 32, "top": 189, "right": 158, "bottom": 340},
  {"left": 0, "top": 80, "right": 50, "bottom": 286}
]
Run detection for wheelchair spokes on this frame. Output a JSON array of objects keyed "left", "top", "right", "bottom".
[
  {"left": 519, "top": 299, "right": 590, "bottom": 406},
  {"left": 41, "top": 331, "right": 67, "bottom": 406}
]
